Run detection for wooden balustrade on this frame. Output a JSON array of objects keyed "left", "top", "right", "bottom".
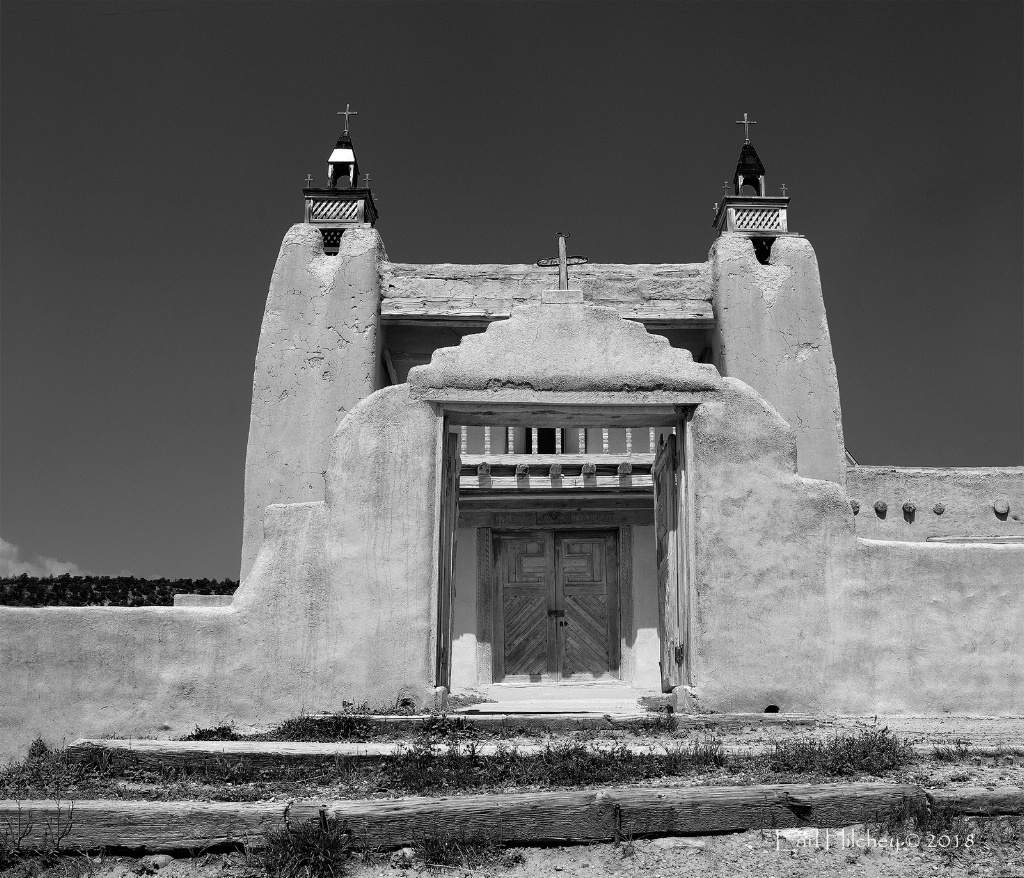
[{"left": 453, "top": 426, "right": 675, "bottom": 459}]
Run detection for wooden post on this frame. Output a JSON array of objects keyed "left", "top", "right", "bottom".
[
  {"left": 578, "top": 428, "right": 586, "bottom": 454},
  {"left": 460, "top": 426, "right": 468, "bottom": 455},
  {"left": 625, "top": 428, "right": 633, "bottom": 454},
  {"left": 649, "top": 427, "right": 656, "bottom": 453},
  {"left": 507, "top": 427, "right": 515, "bottom": 454},
  {"left": 555, "top": 428, "right": 562, "bottom": 455},
  {"left": 531, "top": 427, "right": 539, "bottom": 455},
  {"left": 602, "top": 427, "right": 610, "bottom": 454},
  {"left": 484, "top": 426, "right": 491, "bottom": 455}
]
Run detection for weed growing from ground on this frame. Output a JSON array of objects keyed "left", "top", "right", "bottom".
[
  {"left": 760, "top": 728, "right": 913, "bottom": 776},
  {"left": 261, "top": 809, "right": 353, "bottom": 878},
  {"left": 932, "top": 739, "right": 973, "bottom": 761}
]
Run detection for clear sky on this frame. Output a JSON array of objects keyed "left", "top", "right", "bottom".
[{"left": 1, "top": 1, "right": 1021, "bottom": 580}]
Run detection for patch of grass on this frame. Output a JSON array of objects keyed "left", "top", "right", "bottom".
[
  {"left": 336, "top": 698, "right": 423, "bottom": 717},
  {"left": 261, "top": 715, "right": 376, "bottom": 743},
  {"left": 869, "top": 797, "right": 1019, "bottom": 865},
  {"left": 0, "top": 739, "right": 92, "bottom": 800},
  {"left": 412, "top": 833, "right": 523, "bottom": 870},
  {"left": 183, "top": 725, "right": 241, "bottom": 741},
  {"left": 386, "top": 737, "right": 726, "bottom": 795},
  {"left": 760, "top": 728, "right": 913, "bottom": 777},
  {"left": 261, "top": 809, "right": 353, "bottom": 878},
  {"left": 621, "top": 711, "right": 678, "bottom": 736}
]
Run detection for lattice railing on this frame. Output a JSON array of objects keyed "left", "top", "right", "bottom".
[
  {"left": 732, "top": 207, "right": 781, "bottom": 231},
  {"left": 308, "top": 199, "right": 362, "bottom": 222}
]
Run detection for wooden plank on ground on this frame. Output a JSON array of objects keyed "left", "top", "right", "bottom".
[
  {"left": 1, "top": 783, "right": 926, "bottom": 852},
  {"left": 0, "top": 800, "right": 283, "bottom": 851},
  {"left": 928, "top": 787, "right": 1024, "bottom": 815},
  {"left": 68, "top": 737, "right": 1024, "bottom": 775}
]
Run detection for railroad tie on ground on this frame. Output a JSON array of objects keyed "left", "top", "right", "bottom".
[
  {"left": 66, "top": 738, "right": 1024, "bottom": 772},
  {"left": 8, "top": 783, "right": 1023, "bottom": 853}
]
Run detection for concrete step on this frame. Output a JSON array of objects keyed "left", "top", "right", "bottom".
[{"left": 454, "top": 682, "right": 665, "bottom": 716}]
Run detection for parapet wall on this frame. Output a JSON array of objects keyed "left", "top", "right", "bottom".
[
  {"left": 846, "top": 466, "right": 1023, "bottom": 542},
  {"left": 382, "top": 262, "right": 713, "bottom": 324}
]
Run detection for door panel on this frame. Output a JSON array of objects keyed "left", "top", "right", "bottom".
[
  {"left": 653, "top": 432, "right": 683, "bottom": 691},
  {"left": 494, "top": 532, "right": 554, "bottom": 679},
  {"left": 435, "top": 430, "right": 460, "bottom": 689},
  {"left": 556, "top": 531, "right": 619, "bottom": 680}
]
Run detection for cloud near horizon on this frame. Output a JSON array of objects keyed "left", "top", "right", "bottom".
[{"left": 0, "top": 537, "right": 93, "bottom": 578}]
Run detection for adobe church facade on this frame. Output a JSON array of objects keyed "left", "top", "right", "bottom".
[{"left": 0, "top": 124, "right": 1020, "bottom": 758}]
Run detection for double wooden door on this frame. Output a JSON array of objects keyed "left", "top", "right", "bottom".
[{"left": 493, "top": 530, "right": 619, "bottom": 682}]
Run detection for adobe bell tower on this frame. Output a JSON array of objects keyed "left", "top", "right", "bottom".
[
  {"left": 301, "top": 105, "right": 378, "bottom": 255},
  {"left": 712, "top": 113, "right": 790, "bottom": 263}
]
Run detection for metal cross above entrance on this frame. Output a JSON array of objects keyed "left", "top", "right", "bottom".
[{"left": 537, "top": 232, "right": 588, "bottom": 290}]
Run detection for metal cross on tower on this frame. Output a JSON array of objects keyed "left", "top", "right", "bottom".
[
  {"left": 721, "top": 181, "right": 731, "bottom": 197},
  {"left": 735, "top": 112, "right": 756, "bottom": 142},
  {"left": 362, "top": 174, "right": 371, "bottom": 188},
  {"left": 537, "top": 232, "right": 588, "bottom": 291},
  {"left": 781, "top": 184, "right": 788, "bottom": 196},
  {"left": 337, "top": 104, "right": 358, "bottom": 135}
]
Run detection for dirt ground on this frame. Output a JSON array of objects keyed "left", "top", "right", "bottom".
[{"left": 10, "top": 821, "right": 1022, "bottom": 878}]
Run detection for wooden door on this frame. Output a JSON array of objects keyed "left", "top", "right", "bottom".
[
  {"left": 494, "top": 529, "right": 618, "bottom": 682},
  {"left": 653, "top": 432, "right": 684, "bottom": 692},
  {"left": 435, "top": 431, "right": 460, "bottom": 689}
]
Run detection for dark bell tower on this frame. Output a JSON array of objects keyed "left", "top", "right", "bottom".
[
  {"left": 712, "top": 114, "right": 790, "bottom": 261},
  {"left": 302, "top": 106, "right": 378, "bottom": 255}
]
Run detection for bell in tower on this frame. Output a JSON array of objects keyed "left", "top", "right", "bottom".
[
  {"left": 302, "top": 105, "right": 378, "bottom": 255},
  {"left": 712, "top": 114, "right": 790, "bottom": 263}
]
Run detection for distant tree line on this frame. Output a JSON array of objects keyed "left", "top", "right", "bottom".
[{"left": 0, "top": 574, "right": 238, "bottom": 607}]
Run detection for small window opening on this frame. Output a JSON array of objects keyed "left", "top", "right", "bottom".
[
  {"left": 751, "top": 237, "right": 774, "bottom": 265},
  {"left": 764, "top": 704, "right": 780, "bottom": 713},
  {"left": 320, "top": 229, "right": 343, "bottom": 254},
  {"left": 527, "top": 428, "right": 561, "bottom": 454}
]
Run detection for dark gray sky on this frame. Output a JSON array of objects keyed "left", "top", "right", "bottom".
[{"left": 2, "top": 1, "right": 1021, "bottom": 580}]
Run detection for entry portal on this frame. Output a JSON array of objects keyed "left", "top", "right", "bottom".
[{"left": 493, "top": 530, "right": 620, "bottom": 682}]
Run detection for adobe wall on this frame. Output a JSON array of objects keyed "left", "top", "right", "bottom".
[
  {"left": 0, "top": 385, "right": 443, "bottom": 763},
  {"left": 846, "top": 465, "right": 1023, "bottom": 542},
  {"left": 688, "top": 380, "right": 1024, "bottom": 714},
  {"left": 0, "top": 501, "right": 328, "bottom": 763},
  {"left": 241, "top": 226, "right": 386, "bottom": 581},
  {"left": 709, "top": 234, "right": 846, "bottom": 486}
]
